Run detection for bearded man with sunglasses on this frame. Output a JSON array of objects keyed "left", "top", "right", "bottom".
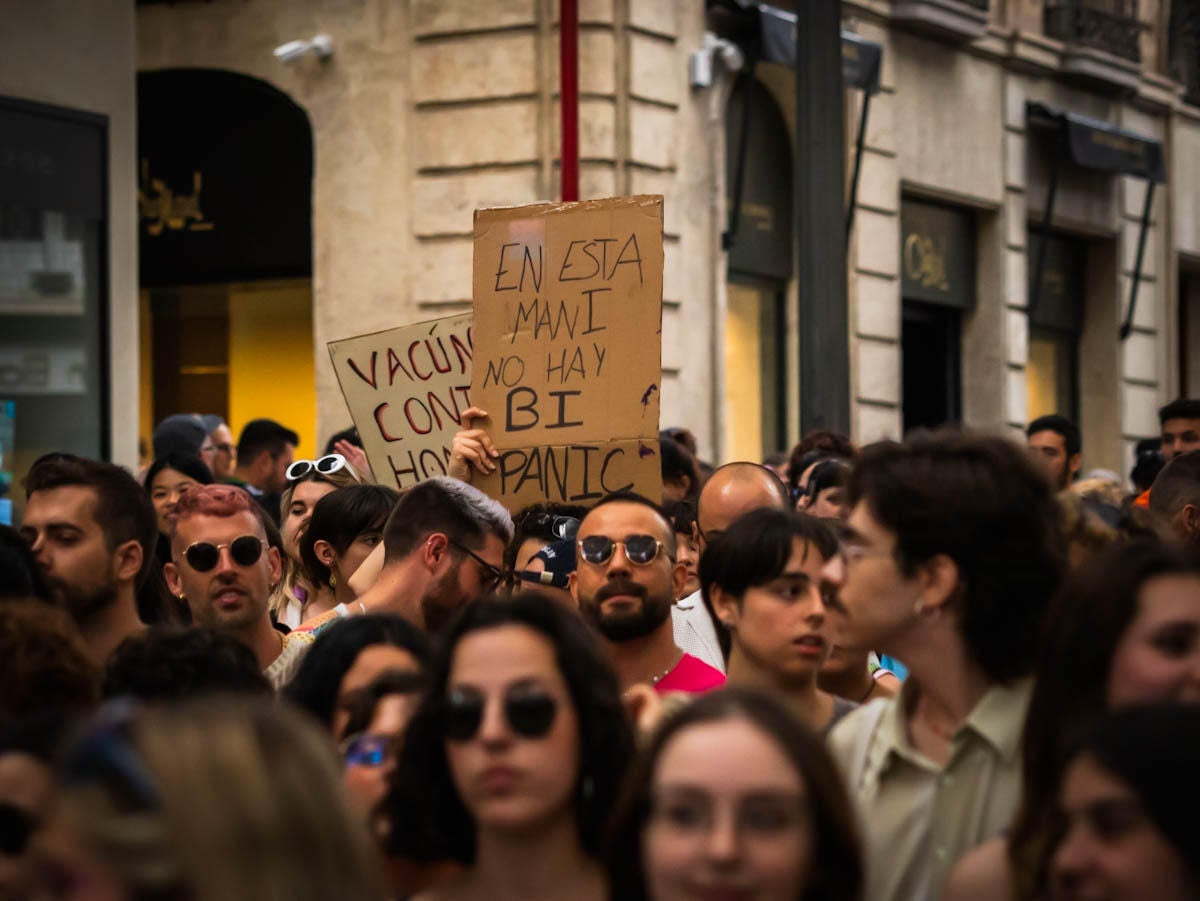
[
  {"left": 164, "top": 484, "right": 314, "bottom": 689},
  {"left": 569, "top": 492, "right": 725, "bottom": 695}
]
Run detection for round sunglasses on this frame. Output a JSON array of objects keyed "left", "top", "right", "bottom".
[
  {"left": 577, "top": 534, "right": 666, "bottom": 566},
  {"left": 183, "top": 535, "right": 266, "bottom": 572},
  {"left": 285, "top": 453, "right": 349, "bottom": 483},
  {"left": 441, "top": 686, "right": 558, "bottom": 742}
]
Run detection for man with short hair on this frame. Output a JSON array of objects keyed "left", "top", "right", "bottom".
[
  {"left": 826, "top": 431, "right": 1065, "bottom": 901},
  {"left": 672, "top": 461, "right": 792, "bottom": 671},
  {"left": 1148, "top": 450, "right": 1200, "bottom": 546},
  {"left": 1026, "top": 414, "right": 1081, "bottom": 490},
  {"left": 163, "top": 484, "right": 311, "bottom": 689},
  {"left": 202, "top": 415, "right": 236, "bottom": 481},
  {"left": 348, "top": 476, "right": 513, "bottom": 633},
  {"left": 571, "top": 492, "right": 724, "bottom": 694},
  {"left": 229, "top": 418, "right": 299, "bottom": 522},
  {"left": 20, "top": 454, "right": 158, "bottom": 664},
  {"left": 1159, "top": 398, "right": 1200, "bottom": 460}
]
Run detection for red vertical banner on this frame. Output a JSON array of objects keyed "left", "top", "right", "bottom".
[{"left": 560, "top": 0, "right": 579, "bottom": 202}]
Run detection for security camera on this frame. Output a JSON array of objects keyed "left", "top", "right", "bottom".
[
  {"left": 273, "top": 40, "right": 311, "bottom": 63},
  {"left": 688, "top": 33, "right": 744, "bottom": 89},
  {"left": 273, "top": 34, "right": 334, "bottom": 63}
]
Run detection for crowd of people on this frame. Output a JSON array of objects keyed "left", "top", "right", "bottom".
[{"left": 1, "top": 399, "right": 1198, "bottom": 901}]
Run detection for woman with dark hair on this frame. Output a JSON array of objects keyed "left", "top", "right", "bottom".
[
  {"left": 943, "top": 540, "right": 1200, "bottom": 901},
  {"left": 606, "top": 687, "right": 863, "bottom": 901},
  {"left": 385, "top": 592, "right": 634, "bottom": 901},
  {"left": 798, "top": 458, "right": 851, "bottom": 520},
  {"left": 659, "top": 436, "right": 701, "bottom": 505},
  {"left": 1049, "top": 704, "right": 1200, "bottom": 900},
  {"left": 299, "top": 483, "right": 399, "bottom": 608},
  {"left": 701, "top": 509, "right": 854, "bottom": 732},
  {"left": 142, "top": 453, "right": 213, "bottom": 563},
  {"left": 285, "top": 613, "right": 429, "bottom": 739},
  {"left": 275, "top": 453, "right": 364, "bottom": 627}
]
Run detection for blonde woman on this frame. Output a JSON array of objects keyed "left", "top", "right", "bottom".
[
  {"left": 32, "top": 696, "right": 385, "bottom": 901},
  {"left": 273, "top": 453, "right": 364, "bottom": 628}
]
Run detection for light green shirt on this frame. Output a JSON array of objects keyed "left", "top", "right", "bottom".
[{"left": 828, "top": 676, "right": 1032, "bottom": 901}]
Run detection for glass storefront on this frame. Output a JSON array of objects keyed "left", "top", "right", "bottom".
[{"left": 0, "top": 97, "right": 109, "bottom": 520}]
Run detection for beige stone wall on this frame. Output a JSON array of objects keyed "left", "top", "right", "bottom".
[
  {"left": 2, "top": 0, "right": 138, "bottom": 467},
  {"left": 132, "top": 0, "right": 1193, "bottom": 473},
  {"left": 138, "top": 0, "right": 420, "bottom": 452},
  {"left": 137, "top": 0, "right": 721, "bottom": 458},
  {"left": 838, "top": 3, "right": 1185, "bottom": 476}
]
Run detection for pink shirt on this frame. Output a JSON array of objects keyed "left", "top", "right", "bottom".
[{"left": 655, "top": 653, "right": 726, "bottom": 695}]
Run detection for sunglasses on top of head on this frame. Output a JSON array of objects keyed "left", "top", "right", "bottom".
[
  {"left": 522, "top": 512, "right": 580, "bottom": 541},
  {"left": 441, "top": 686, "right": 558, "bottom": 742},
  {"left": 577, "top": 534, "right": 667, "bottom": 566},
  {"left": 183, "top": 535, "right": 266, "bottom": 572},
  {"left": 285, "top": 453, "right": 350, "bottom": 483}
]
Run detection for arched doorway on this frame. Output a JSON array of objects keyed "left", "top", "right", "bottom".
[{"left": 137, "top": 69, "right": 316, "bottom": 459}]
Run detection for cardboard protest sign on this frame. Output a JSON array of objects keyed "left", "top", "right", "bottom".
[
  {"left": 328, "top": 313, "right": 473, "bottom": 490},
  {"left": 471, "top": 195, "right": 663, "bottom": 508}
]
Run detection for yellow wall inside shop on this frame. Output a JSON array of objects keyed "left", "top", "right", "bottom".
[
  {"left": 228, "top": 280, "right": 317, "bottom": 460},
  {"left": 138, "top": 290, "right": 155, "bottom": 465},
  {"left": 724, "top": 283, "right": 765, "bottom": 464},
  {"left": 1026, "top": 334, "right": 1059, "bottom": 422}
]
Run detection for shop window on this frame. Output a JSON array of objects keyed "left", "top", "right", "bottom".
[
  {"left": 1027, "top": 328, "right": 1077, "bottom": 421},
  {"left": 0, "top": 97, "right": 109, "bottom": 521},
  {"left": 725, "top": 277, "right": 785, "bottom": 462},
  {"left": 900, "top": 199, "right": 974, "bottom": 432},
  {"left": 1027, "top": 231, "right": 1085, "bottom": 422},
  {"left": 902, "top": 301, "right": 962, "bottom": 432},
  {"left": 1182, "top": 270, "right": 1200, "bottom": 398}
]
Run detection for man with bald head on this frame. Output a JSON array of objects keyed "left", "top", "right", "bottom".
[{"left": 673, "top": 461, "right": 792, "bottom": 671}]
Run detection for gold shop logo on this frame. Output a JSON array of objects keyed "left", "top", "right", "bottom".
[
  {"left": 138, "top": 158, "right": 214, "bottom": 236},
  {"left": 904, "top": 231, "right": 949, "bottom": 292}
]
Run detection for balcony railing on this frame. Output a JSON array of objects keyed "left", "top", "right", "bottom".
[
  {"left": 1044, "top": 0, "right": 1142, "bottom": 63},
  {"left": 1170, "top": 0, "right": 1200, "bottom": 106}
]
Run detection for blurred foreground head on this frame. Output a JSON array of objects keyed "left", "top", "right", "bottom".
[{"left": 37, "top": 696, "right": 382, "bottom": 901}]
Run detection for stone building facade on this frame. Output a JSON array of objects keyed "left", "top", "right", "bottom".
[{"left": 4, "top": 0, "right": 1199, "bottom": 480}]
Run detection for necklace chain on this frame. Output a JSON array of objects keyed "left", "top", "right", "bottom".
[{"left": 649, "top": 651, "right": 683, "bottom": 686}]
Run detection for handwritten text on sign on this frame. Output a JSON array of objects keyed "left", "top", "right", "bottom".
[
  {"left": 328, "top": 314, "right": 473, "bottom": 490},
  {"left": 471, "top": 196, "right": 664, "bottom": 507}
]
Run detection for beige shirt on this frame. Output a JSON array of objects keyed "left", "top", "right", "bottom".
[
  {"left": 827, "top": 676, "right": 1032, "bottom": 901},
  {"left": 264, "top": 629, "right": 315, "bottom": 691}
]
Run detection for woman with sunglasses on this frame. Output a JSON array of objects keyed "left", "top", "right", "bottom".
[
  {"left": 386, "top": 593, "right": 634, "bottom": 901},
  {"left": 607, "top": 688, "right": 863, "bottom": 901},
  {"left": 273, "top": 453, "right": 363, "bottom": 628}
]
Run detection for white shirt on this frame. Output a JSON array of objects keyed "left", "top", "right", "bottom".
[{"left": 671, "top": 589, "right": 726, "bottom": 673}]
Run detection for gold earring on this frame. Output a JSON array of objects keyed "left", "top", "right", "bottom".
[
  {"left": 913, "top": 599, "right": 925, "bottom": 618},
  {"left": 329, "top": 572, "right": 338, "bottom": 590}
]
